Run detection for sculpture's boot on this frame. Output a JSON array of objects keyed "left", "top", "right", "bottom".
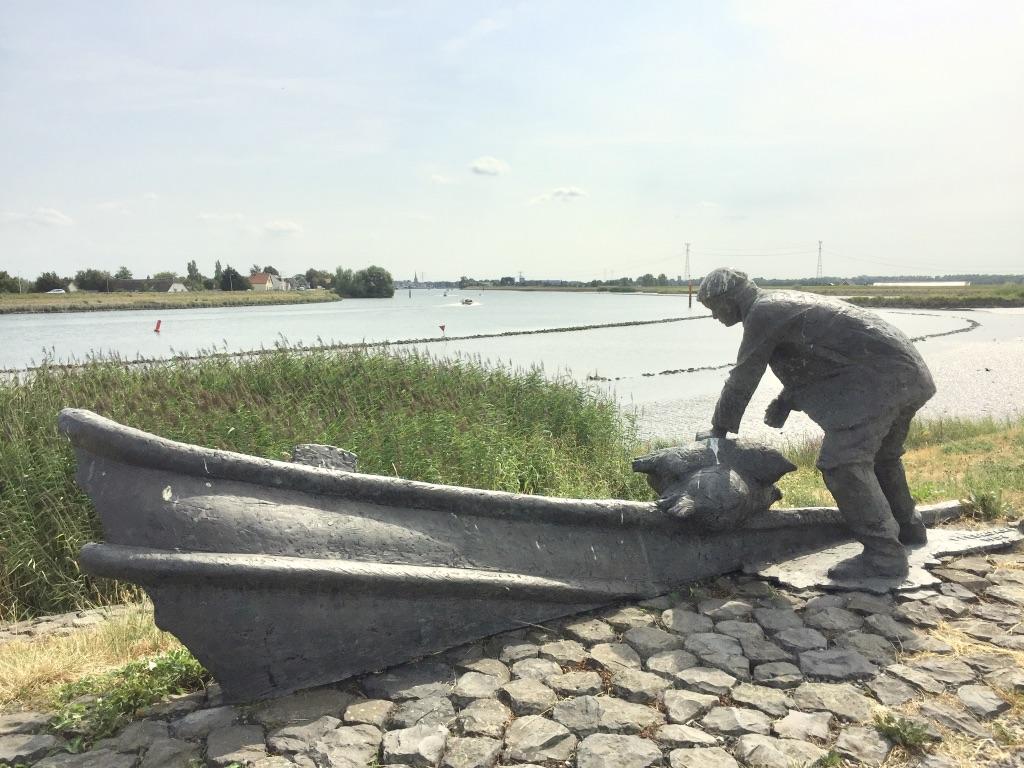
[
  {"left": 822, "top": 463, "right": 909, "bottom": 580},
  {"left": 875, "top": 459, "right": 927, "bottom": 545}
]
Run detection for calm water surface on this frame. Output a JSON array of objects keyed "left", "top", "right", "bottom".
[{"left": 1, "top": 290, "right": 1012, "bottom": 407}]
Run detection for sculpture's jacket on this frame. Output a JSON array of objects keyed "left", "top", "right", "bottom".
[{"left": 713, "top": 290, "right": 936, "bottom": 433}]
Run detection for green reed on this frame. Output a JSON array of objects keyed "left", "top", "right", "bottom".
[{"left": 0, "top": 346, "right": 652, "bottom": 621}]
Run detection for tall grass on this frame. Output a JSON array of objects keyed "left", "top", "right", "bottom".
[{"left": 0, "top": 347, "right": 651, "bottom": 621}]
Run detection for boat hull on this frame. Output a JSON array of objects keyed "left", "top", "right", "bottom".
[{"left": 58, "top": 408, "right": 950, "bottom": 701}]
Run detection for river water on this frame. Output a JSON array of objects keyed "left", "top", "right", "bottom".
[{"left": 3, "top": 291, "right": 1021, "bottom": 440}]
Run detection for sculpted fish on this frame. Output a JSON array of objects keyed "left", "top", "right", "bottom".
[{"left": 632, "top": 439, "right": 796, "bottom": 531}]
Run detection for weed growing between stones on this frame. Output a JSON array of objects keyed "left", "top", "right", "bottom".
[
  {"left": 873, "top": 712, "right": 932, "bottom": 753},
  {"left": 962, "top": 490, "right": 1009, "bottom": 521},
  {"left": 48, "top": 647, "right": 209, "bottom": 750},
  {"left": 811, "top": 750, "right": 843, "bottom": 767}
]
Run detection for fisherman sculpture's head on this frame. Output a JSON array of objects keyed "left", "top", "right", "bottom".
[{"left": 698, "top": 267, "right": 757, "bottom": 327}]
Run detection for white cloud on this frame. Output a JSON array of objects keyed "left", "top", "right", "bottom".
[
  {"left": 198, "top": 212, "right": 245, "bottom": 223},
  {"left": 0, "top": 207, "right": 74, "bottom": 227},
  {"left": 431, "top": 174, "right": 457, "bottom": 185},
  {"left": 530, "top": 186, "right": 587, "bottom": 205},
  {"left": 263, "top": 219, "right": 303, "bottom": 237},
  {"left": 471, "top": 156, "right": 509, "bottom": 176}
]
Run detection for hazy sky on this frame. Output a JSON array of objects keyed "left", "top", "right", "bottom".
[{"left": 2, "top": 1, "right": 1021, "bottom": 282}]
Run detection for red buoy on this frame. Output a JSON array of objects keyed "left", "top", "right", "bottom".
[{"left": 154, "top": 319, "right": 162, "bottom": 333}]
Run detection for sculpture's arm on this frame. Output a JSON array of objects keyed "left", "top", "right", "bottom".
[{"left": 711, "top": 327, "right": 773, "bottom": 434}]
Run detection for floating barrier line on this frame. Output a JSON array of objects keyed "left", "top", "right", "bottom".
[
  {"left": 1, "top": 314, "right": 711, "bottom": 374},
  {"left": 588, "top": 312, "right": 982, "bottom": 382}
]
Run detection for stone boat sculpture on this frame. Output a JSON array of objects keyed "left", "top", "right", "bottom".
[{"left": 58, "top": 408, "right": 1009, "bottom": 703}]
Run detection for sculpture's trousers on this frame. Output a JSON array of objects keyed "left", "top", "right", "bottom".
[{"left": 818, "top": 405, "right": 922, "bottom": 560}]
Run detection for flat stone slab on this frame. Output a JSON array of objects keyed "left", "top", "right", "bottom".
[{"left": 753, "top": 527, "right": 1023, "bottom": 593}]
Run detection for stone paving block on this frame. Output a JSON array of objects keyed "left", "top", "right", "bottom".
[
  {"left": 363, "top": 662, "right": 455, "bottom": 701},
  {"left": 498, "top": 678, "right": 557, "bottom": 715},
  {"left": 732, "top": 734, "right": 826, "bottom": 768},
  {"left": 772, "top": 710, "right": 832, "bottom": 742},
  {"left": 647, "top": 649, "right": 700, "bottom": 678},
  {"left": 730, "top": 683, "right": 793, "bottom": 717},
  {"left": 773, "top": 628, "right": 827, "bottom": 653},
  {"left": 698, "top": 599, "right": 753, "bottom": 620},
  {"left": 206, "top": 724, "right": 268, "bottom": 767},
  {"left": 539, "top": 639, "right": 587, "bottom": 666},
  {"left": 624, "top": 626, "right": 685, "bottom": 657},
  {"left": 654, "top": 724, "right": 720, "bottom": 748},
  {"left": 565, "top": 618, "right": 618, "bottom": 645},
  {"left": 576, "top": 733, "right": 663, "bottom": 768},
  {"left": 713, "top": 620, "right": 764, "bottom": 642},
  {"left": 139, "top": 736, "right": 200, "bottom": 768},
  {"left": 440, "top": 736, "right": 501, "bottom": 768},
  {"left": 675, "top": 666, "right": 737, "bottom": 696},
  {"left": 502, "top": 715, "right": 577, "bottom": 763},
  {"left": 799, "top": 649, "right": 876, "bottom": 681},
  {"left": 803, "top": 607, "right": 863, "bottom": 633},
  {"left": 662, "top": 609, "right": 715, "bottom": 635},
  {"left": 611, "top": 667, "right": 673, "bottom": 703},
  {"left": 836, "top": 725, "right": 893, "bottom": 765},
  {"left": 456, "top": 658, "right": 510, "bottom": 683},
  {"left": 753, "top": 661, "right": 803, "bottom": 688},
  {"left": 604, "top": 606, "right": 658, "bottom": 630},
  {"left": 390, "top": 696, "right": 456, "bottom": 728},
  {"left": 0, "top": 732, "right": 62, "bottom": 765},
  {"left": 552, "top": 694, "right": 665, "bottom": 736},
  {"left": 0, "top": 711, "right": 49, "bottom": 736},
  {"left": 171, "top": 705, "right": 240, "bottom": 740},
  {"left": 345, "top": 699, "right": 396, "bottom": 728},
  {"left": 957, "top": 684, "right": 1011, "bottom": 719},
  {"left": 865, "top": 674, "right": 918, "bottom": 706},
  {"left": 670, "top": 746, "right": 738, "bottom": 768},
  {"left": 454, "top": 699, "right": 510, "bottom": 739},
  {"left": 590, "top": 642, "right": 644, "bottom": 670},
  {"left": 383, "top": 724, "right": 448, "bottom": 768},
  {"left": 511, "top": 657, "right": 562, "bottom": 681},
  {"left": 700, "top": 706, "right": 772, "bottom": 736},
  {"left": 267, "top": 715, "right": 341, "bottom": 754},
  {"left": 791, "top": 682, "right": 875, "bottom": 722},
  {"left": 664, "top": 689, "right": 720, "bottom": 724},
  {"left": 547, "top": 670, "right": 604, "bottom": 696},
  {"left": 752, "top": 608, "right": 804, "bottom": 632}
]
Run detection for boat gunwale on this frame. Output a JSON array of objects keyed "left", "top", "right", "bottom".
[
  {"left": 59, "top": 408, "right": 665, "bottom": 527},
  {"left": 79, "top": 543, "right": 662, "bottom": 602}
]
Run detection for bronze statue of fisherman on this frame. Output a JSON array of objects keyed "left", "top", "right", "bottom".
[{"left": 697, "top": 268, "right": 936, "bottom": 579}]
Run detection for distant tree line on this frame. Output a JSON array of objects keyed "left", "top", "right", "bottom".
[{"left": 0, "top": 261, "right": 396, "bottom": 298}]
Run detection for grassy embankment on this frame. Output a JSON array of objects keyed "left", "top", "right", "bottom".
[{"left": 0, "top": 290, "right": 341, "bottom": 314}]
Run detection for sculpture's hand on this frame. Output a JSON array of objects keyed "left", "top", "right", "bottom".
[
  {"left": 763, "top": 396, "right": 792, "bottom": 428},
  {"left": 695, "top": 427, "right": 728, "bottom": 441}
]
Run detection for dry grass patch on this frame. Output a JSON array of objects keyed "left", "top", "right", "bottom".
[
  {"left": 778, "top": 416, "right": 1024, "bottom": 513},
  {"left": 0, "top": 602, "right": 180, "bottom": 711}
]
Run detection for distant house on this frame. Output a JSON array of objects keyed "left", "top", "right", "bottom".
[
  {"left": 107, "top": 279, "right": 188, "bottom": 292},
  {"left": 249, "top": 273, "right": 289, "bottom": 291}
]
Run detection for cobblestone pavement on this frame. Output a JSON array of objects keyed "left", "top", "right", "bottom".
[{"left": 2, "top": 546, "right": 1023, "bottom": 768}]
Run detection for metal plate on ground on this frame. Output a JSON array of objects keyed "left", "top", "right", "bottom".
[{"left": 748, "top": 526, "right": 1023, "bottom": 594}]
